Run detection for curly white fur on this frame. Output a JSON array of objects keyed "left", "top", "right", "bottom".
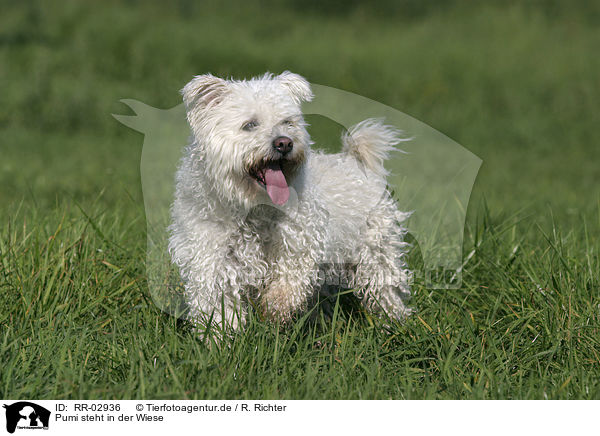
[
  {"left": 342, "top": 118, "right": 409, "bottom": 177},
  {"left": 168, "top": 71, "right": 412, "bottom": 332}
]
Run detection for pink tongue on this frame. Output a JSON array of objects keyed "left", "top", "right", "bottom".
[{"left": 263, "top": 162, "right": 289, "bottom": 205}]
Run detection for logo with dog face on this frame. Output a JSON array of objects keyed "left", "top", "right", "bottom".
[{"left": 2, "top": 402, "right": 50, "bottom": 434}]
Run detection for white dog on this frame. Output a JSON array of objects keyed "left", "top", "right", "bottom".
[{"left": 168, "top": 71, "right": 412, "bottom": 331}]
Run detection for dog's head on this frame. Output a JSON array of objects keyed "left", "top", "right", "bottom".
[{"left": 182, "top": 71, "right": 313, "bottom": 208}]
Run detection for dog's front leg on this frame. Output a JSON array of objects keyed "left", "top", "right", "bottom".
[
  {"left": 169, "top": 222, "right": 253, "bottom": 332},
  {"left": 261, "top": 227, "right": 320, "bottom": 322},
  {"left": 183, "top": 274, "right": 246, "bottom": 332}
]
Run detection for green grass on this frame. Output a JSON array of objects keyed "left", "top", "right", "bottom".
[
  {"left": 1, "top": 0, "right": 600, "bottom": 399},
  {"left": 2, "top": 201, "right": 599, "bottom": 399}
]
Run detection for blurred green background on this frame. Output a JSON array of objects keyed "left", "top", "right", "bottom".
[{"left": 2, "top": 0, "right": 599, "bottom": 223}]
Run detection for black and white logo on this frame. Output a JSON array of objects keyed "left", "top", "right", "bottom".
[{"left": 3, "top": 402, "right": 50, "bottom": 434}]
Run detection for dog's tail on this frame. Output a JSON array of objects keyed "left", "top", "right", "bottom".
[{"left": 341, "top": 118, "right": 407, "bottom": 177}]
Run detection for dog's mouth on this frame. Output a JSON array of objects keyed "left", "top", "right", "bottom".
[{"left": 249, "top": 160, "right": 290, "bottom": 206}]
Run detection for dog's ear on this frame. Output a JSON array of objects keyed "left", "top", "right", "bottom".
[
  {"left": 277, "top": 71, "right": 313, "bottom": 104},
  {"left": 181, "top": 74, "right": 228, "bottom": 109}
]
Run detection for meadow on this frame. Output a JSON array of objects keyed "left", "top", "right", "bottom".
[{"left": 1, "top": 0, "right": 599, "bottom": 399}]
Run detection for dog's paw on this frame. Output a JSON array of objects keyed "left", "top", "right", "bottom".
[{"left": 261, "top": 281, "right": 307, "bottom": 322}]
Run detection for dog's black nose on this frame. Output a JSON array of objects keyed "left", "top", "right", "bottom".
[{"left": 272, "top": 136, "right": 293, "bottom": 155}]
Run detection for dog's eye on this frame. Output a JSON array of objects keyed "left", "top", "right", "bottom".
[
  {"left": 242, "top": 120, "right": 259, "bottom": 131},
  {"left": 282, "top": 119, "right": 294, "bottom": 126}
]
